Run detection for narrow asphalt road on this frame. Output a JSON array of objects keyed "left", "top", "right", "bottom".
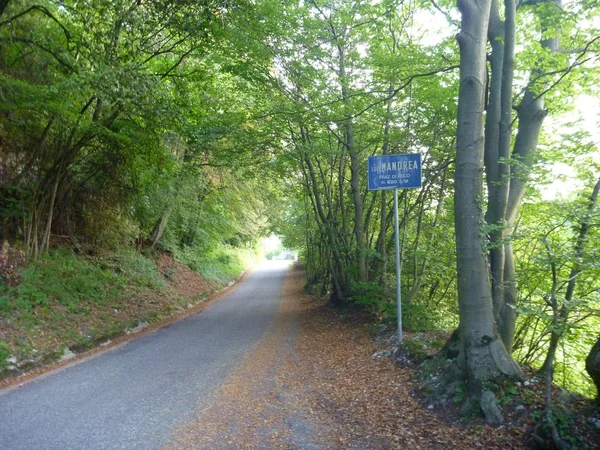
[{"left": 0, "top": 260, "right": 292, "bottom": 450}]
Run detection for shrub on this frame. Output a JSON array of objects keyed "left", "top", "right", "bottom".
[
  {"left": 0, "top": 340, "right": 10, "bottom": 370},
  {"left": 175, "top": 244, "right": 257, "bottom": 285},
  {"left": 348, "top": 281, "right": 384, "bottom": 312},
  {"left": 0, "top": 241, "right": 26, "bottom": 286},
  {"left": 402, "top": 300, "right": 447, "bottom": 332}
]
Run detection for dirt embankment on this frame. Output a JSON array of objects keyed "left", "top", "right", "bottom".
[{"left": 0, "top": 253, "right": 247, "bottom": 389}]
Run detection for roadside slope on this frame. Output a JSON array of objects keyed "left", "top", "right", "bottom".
[
  {"left": 0, "top": 261, "right": 290, "bottom": 450},
  {"left": 0, "top": 251, "right": 244, "bottom": 386}
]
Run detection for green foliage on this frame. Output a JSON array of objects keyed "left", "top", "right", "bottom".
[
  {"left": 348, "top": 282, "right": 384, "bottom": 311},
  {"left": 0, "top": 341, "right": 10, "bottom": 370},
  {"left": 347, "top": 281, "right": 455, "bottom": 332},
  {"left": 102, "top": 252, "right": 165, "bottom": 290},
  {"left": 531, "top": 408, "right": 585, "bottom": 449},
  {"left": 5, "top": 250, "right": 120, "bottom": 312},
  {"left": 0, "top": 0, "right": 597, "bottom": 412},
  {"left": 402, "top": 301, "right": 450, "bottom": 333},
  {"left": 513, "top": 167, "right": 600, "bottom": 398},
  {"left": 453, "top": 383, "right": 467, "bottom": 405},
  {"left": 0, "top": 249, "right": 166, "bottom": 315},
  {"left": 175, "top": 245, "right": 258, "bottom": 285}
]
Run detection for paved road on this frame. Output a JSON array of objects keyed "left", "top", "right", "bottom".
[{"left": 0, "top": 260, "right": 292, "bottom": 450}]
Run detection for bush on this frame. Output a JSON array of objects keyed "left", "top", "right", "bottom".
[
  {"left": 0, "top": 241, "right": 26, "bottom": 286},
  {"left": 175, "top": 244, "right": 257, "bottom": 285},
  {"left": 348, "top": 281, "right": 384, "bottom": 312},
  {"left": 0, "top": 340, "right": 10, "bottom": 370},
  {"left": 402, "top": 300, "right": 448, "bottom": 332},
  {"left": 1, "top": 249, "right": 166, "bottom": 314}
]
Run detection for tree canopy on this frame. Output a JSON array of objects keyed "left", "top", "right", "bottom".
[{"left": 1, "top": 0, "right": 599, "bottom": 438}]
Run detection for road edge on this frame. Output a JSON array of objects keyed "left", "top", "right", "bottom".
[{"left": 0, "top": 266, "right": 255, "bottom": 392}]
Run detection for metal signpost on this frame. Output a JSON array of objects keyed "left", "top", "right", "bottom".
[{"left": 368, "top": 153, "right": 422, "bottom": 345}]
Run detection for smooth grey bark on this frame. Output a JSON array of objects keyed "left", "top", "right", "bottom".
[
  {"left": 480, "top": 0, "right": 563, "bottom": 351},
  {"left": 337, "top": 43, "right": 367, "bottom": 284},
  {"left": 498, "top": 0, "right": 562, "bottom": 351},
  {"left": 484, "top": 0, "right": 515, "bottom": 332},
  {"left": 454, "top": 0, "right": 522, "bottom": 393},
  {"left": 586, "top": 336, "right": 600, "bottom": 401}
]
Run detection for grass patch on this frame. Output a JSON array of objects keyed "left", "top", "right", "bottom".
[
  {"left": 0, "top": 244, "right": 254, "bottom": 379},
  {"left": 0, "top": 341, "right": 10, "bottom": 369},
  {"left": 0, "top": 248, "right": 185, "bottom": 374},
  {"left": 175, "top": 245, "right": 258, "bottom": 285},
  {"left": 1, "top": 249, "right": 126, "bottom": 314}
]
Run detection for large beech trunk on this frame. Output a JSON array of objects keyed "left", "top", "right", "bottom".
[
  {"left": 484, "top": 0, "right": 515, "bottom": 349},
  {"left": 337, "top": 44, "right": 367, "bottom": 284},
  {"left": 453, "top": 0, "right": 523, "bottom": 392},
  {"left": 482, "top": 0, "right": 561, "bottom": 352},
  {"left": 586, "top": 337, "right": 600, "bottom": 401}
]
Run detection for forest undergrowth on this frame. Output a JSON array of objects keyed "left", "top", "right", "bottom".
[
  {"left": 327, "top": 284, "right": 600, "bottom": 449},
  {"left": 0, "top": 242, "right": 258, "bottom": 383}
]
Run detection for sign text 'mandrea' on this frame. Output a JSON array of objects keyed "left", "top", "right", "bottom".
[
  {"left": 371, "top": 159, "right": 420, "bottom": 174},
  {"left": 367, "top": 153, "right": 422, "bottom": 191}
]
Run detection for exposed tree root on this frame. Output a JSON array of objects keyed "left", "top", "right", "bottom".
[{"left": 419, "top": 328, "right": 523, "bottom": 425}]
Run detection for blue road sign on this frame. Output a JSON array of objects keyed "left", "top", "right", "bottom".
[{"left": 368, "top": 153, "right": 422, "bottom": 191}]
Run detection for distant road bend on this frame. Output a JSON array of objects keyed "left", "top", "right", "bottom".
[{"left": 0, "top": 260, "right": 293, "bottom": 450}]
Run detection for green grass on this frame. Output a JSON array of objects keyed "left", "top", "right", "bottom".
[
  {"left": 0, "top": 248, "right": 173, "bottom": 365},
  {"left": 0, "top": 244, "right": 257, "bottom": 375},
  {"left": 100, "top": 251, "right": 165, "bottom": 290},
  {"left": 175, "top": 245, "right": 258, "bottom": 285},
  {"left": 0, "top": 341, "right": 10, "bottom": 370},
  {"left": 1, "top": 249, "right": 120, "bottom": 313},
  {"left": 0, "top": 249, "right": 166, "bottom": 315}
]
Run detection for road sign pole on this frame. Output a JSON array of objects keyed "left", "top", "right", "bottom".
[
  {"left": 394, "top": 188, "right": 402, "bottom": 345},
  {"left": 367, "top": 152, "right": 421, "bottom": 346}
]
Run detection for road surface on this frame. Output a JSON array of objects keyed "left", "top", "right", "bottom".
[{"left": 0, "top": 260, "right": 292, "bottom": 450}]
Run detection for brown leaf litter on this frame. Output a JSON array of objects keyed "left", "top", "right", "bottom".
[{"left": 165, "top": 268, "right": 554, "bottom": 449}]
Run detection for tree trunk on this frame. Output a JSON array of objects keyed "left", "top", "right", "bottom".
[
  {"left": 150, "top": 202, "right": 174, "bottom": 249},
  {"left": 499, "top": 0, "right": 562, "bottom": 350},
  {"left": 483, "top": 0, "right": 518, "bottom": 351},
  {"left": 586, "top": 336, "right": 600, "bottom": 401},
  {"left": 0, "top": 0, "right": 10, "bottom": 18},
  {"left": 540, "top": 176, "right": 600, "bottom": 375},
  {"left": 301, "top": 147, "right": 346, "bottom": 303},
  {"left": 536, "top": 238, "right": 569, "bottom": 450},
  {"left": 453, "top": 0, "right": 523, "bottom": 395},
  {"left": 378, "top": 82, "right": 395, "bottom": 294},
  {"left": 406, "top": 167, "right": 447, "bottom": 304},
  {"left": 339, "top": 46, "right": 367, "bottom": 284}
]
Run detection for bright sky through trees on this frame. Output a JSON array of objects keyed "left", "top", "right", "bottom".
[{"left": 413, "top": 5, "right": 599, "bottom": 202}]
